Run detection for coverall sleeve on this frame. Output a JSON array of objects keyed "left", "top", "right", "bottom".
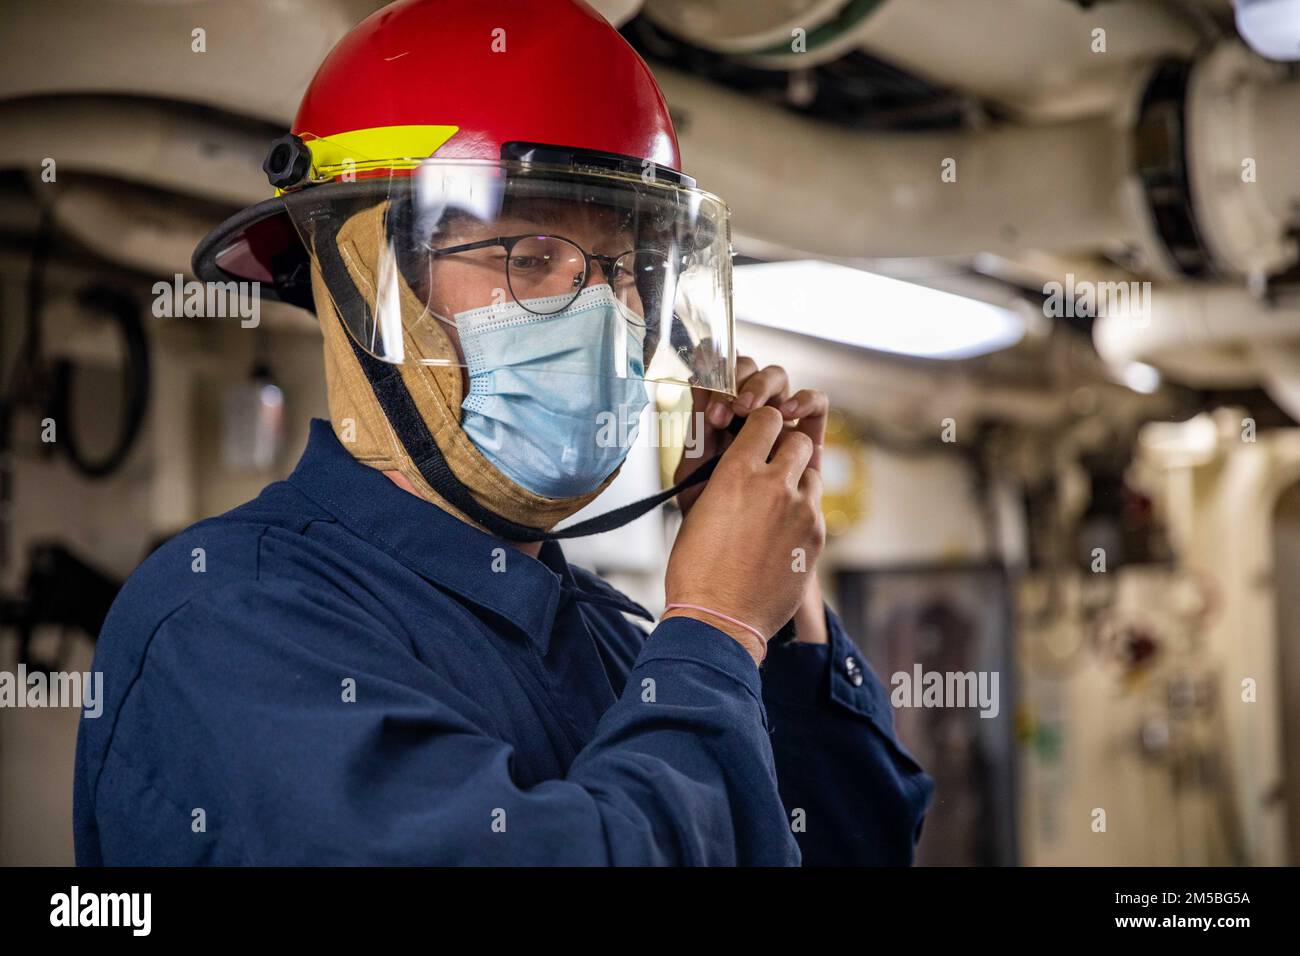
[
  {"left": 91, "top": 579, "right": 800, "bottom": 866},
  {"left": 759, "top": 603, "right": 936, "bottom": 865}
]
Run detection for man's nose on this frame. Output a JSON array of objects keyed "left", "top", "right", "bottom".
[{"left": 580, "top": 255, "right": 615, "bottom": 288}]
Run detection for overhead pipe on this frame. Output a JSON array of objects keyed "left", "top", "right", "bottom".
[
  {"left": 0, "top": 0, "right": 382, "bottom": 126},
  {"left": 0, "top": 97, "right": 271, "bottom": 207},
  {"left": 1093, "top": 285, "right": 1300, "bottom": 391},
  {"left": 645, "top": 0, "right": 1201, "bottom": 119},
  {"left": 654, "top": 66, "right": 1138, "bottom": 259}
]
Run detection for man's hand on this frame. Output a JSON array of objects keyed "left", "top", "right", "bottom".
[
  {"left": 670, "top": 357, "right": 830, "bottom": 647},
  {"left": 674, "top": 356, "right": 828, "bottom": 516},
  {"left": 663, "top": 406, "right": 826, "bottom": 662},
  {"left": 676, "top": 361, "right": 826, "bottom": 647}
]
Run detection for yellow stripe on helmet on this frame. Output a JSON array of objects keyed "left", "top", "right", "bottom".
[{"left": 297, "top": 124, "right": 461, "bottom": 184}]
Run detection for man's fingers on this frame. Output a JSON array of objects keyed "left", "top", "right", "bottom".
[
  {"left": 704, "top": 363, "right": 822, "bottom": 449},
  {"left": 779, "top": 388, "right": 828, "bottom": 425},
  {"left": 783, "top": 388, "right": 828, "bottom": 471},
  {"left": 726, "top": 405, "right": 785, "bottom": 463},
  {"left": 798, "top": 461, "right": 823, "bottom": 500},
  {"left": 732, "top": 364, "right": 790, "bottom": 415},
  {"left": 707, "top": 355, "right": 759, "bottom": 428},
  {"left": 771, "top": 428, "right": 815, "bottom": 484}
]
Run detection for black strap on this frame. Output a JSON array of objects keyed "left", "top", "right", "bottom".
[
  {"left": 352, "top": 341, "right": 795, "bottom": 639},
  {"left": 314, "top": 226, "right": 724, "bottom": 542},
  {"left": 357, "top": 334, "right": 724, "bottom": 541},
  {"left": 311, "top": 222, "right": 800, "bottom": 642},
  {"left": 367, "top": 343, "right": 723, "bottom": 540}
]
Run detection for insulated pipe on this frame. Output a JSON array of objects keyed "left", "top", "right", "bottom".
[
  {"left": 0, "top": 97, "right": 270, "bottom": 207},
  {"left": 35, "top": 178, "right": 216, "bottom": 279},
  {"left": 1253, "top": 81, "right": 1300, "bottom": 217},
  {"left": 1093, "top": 285, "right": 1300, "bottom": 389},
  {"left": 644, "top": 0, "right": 883, "bottom": 66},
  {"left": 3, "top": 3, "right": 1289, "bottom": 285},
  {"left": 0, "top": 0, "right": 381, "bottom": 125},
  {"left": 1185, "top": 44, "right": 1300, "bottom": 277},
  {"left": 646, "top": 0, "right": 1200, "bottom": 119},
  {"left": 655, "top": 67, "right": 1135, "bottom": 259},
  {"left": 851, "top": 0, "right": 1200, "bottom": 120}
]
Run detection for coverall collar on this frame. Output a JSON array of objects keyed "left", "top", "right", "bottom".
[{"left": 287, "top": 418, "right": 650, "bottom": 654}]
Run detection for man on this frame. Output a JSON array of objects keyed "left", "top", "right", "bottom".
[{"left": 74, "top": 0, "right": 933, "bottom": 865}]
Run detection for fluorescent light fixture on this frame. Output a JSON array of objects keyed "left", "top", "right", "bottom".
[
  {"left": 732, "top": 260, "right": 1025, "bottom": 360},
  {"left": 1235, "top": 0, "right": 1300, "bottom": 61}
]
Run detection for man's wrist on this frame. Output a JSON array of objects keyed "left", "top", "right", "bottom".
[{"left": 661, "top": 607, "right": 766, "bottom": 665}]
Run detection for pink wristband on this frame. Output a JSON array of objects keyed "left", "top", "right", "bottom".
[{"left": 662, "top": 603, "right": 767, "bottom": 662}]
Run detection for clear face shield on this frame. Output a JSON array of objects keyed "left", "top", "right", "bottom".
[{"left": 283, "top": 154, "right": 736, "bottom": 397}]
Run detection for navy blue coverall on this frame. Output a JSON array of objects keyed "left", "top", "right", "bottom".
[{"left": 74, "top": 418, "right": 933, "bottom": 865}]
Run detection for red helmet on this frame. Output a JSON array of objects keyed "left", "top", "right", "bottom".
[{"left": 193, "top": 0, "right": 684, "bottom": 307}]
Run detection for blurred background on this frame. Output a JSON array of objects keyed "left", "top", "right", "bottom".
[{"left": 2, "top": 0, "right": 1299, "bottom": 866}]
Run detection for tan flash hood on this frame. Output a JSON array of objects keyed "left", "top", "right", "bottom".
[{"left": 313, "top": 200, "right": 618, "bottom": 535}]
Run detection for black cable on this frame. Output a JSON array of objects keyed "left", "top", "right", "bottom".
[{"left": 50, "top": 285, "right": 151, "bottom": 478}]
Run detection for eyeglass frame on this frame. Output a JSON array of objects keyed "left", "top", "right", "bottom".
[{"left": 425, "top": 233, "right": 669, "bottom": 318}]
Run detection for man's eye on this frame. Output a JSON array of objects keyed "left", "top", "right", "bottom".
[{"left": 509, "top": 255, "right": 546, "bottom": 270}]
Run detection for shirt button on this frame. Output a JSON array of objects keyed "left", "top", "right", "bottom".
[{"left": 844, "top": 655, "right": 864, "bottom": 686}]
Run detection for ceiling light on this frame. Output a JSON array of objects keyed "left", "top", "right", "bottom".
[
  {"left": 732, "top": 260, "right": 1026, "bottom": 360},
  {"left": 1235, "top": 0, "right": 1300, "bottom": 61}
]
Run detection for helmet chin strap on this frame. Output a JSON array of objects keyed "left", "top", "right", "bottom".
[
  {"left": 313, "top": 227, "right": 727, "bottom": 542},
  {"left": 348, "top": 317, "right": 803, "bottom": 643},
  {"left": 313, "top": 231, "right": 798, "bottom": 640},
  {"left": 341, "top": 304, "right": 727, "bottom": 542}
]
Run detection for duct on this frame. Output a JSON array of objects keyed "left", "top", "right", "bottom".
[
  {"left": 1093, "top": 285, "right": 1300, "bottom": 392},
  {"left": 33, "top": 177, "right": 215, "bottom": 279},
  {"left": 16, "top": 178, "right": 319, "bottom": 334},
  {"left": 853, "top": 0, "right": 1201, "bottom": 120},
  {"left": 654, "top": 67, "right": 1136, "bottom": 260},
  {"left": 658, "top": 42, "right": 1300, "bottom": 278},
  {"left": 0, "top": 0, "right": 384, "bottom": 125},
  {"left": 737, "top": 318, "right": 1069, "bottom": 428},
  {"left": 645, "top": 0, "right": 1201, "bottom": 120},
  {"left": 643, "top": 0, "right": 881, "bottom": 66},
  {"left": 1253, "top": 82, "right": 1300, "bottom": 218},
  {"left": 0, "top": 97, "right": 271, "bottom": 208},
  {"left": 1185, "top": 45, "right": 1300, "bottom": 277}
]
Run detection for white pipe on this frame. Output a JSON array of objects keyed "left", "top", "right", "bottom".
[
  {"left": 853, "top": 0, "right": 1199, "bottom": 120},
  {"left": 38, "top": 179, "right": 214, "bottom": 278},
  {"left": 656, "top": 67, "right": 1135, "bottom": 258},
  {"left": 646, "top": 0, "right": 1199, "bottom": 119},
  {"left": 0, "top": 97, "right": 269, "bottom": 207},
  {"left": 1185, "top": 44, "right": 1300, "bottom": 277},
  {"left": 1253, "top": 80, "right": 1300, "bottom": 216},
  {"left": 644, "top": 0, "right": 869, "bottom": 65},
  {"left": 1093, "top": 285, "right": 1300, "bottom": 389},
  {"left": 0, "top": 0, "right": 381, "bottom": 125}
]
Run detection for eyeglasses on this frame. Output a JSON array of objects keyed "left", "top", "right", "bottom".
[{"left": 427, "top": 233, "right": 672, "bottom": 317}]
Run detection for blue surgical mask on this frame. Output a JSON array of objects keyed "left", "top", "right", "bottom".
[{"left": 455, "top": 284, "right": 651, "bottom": 499}]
